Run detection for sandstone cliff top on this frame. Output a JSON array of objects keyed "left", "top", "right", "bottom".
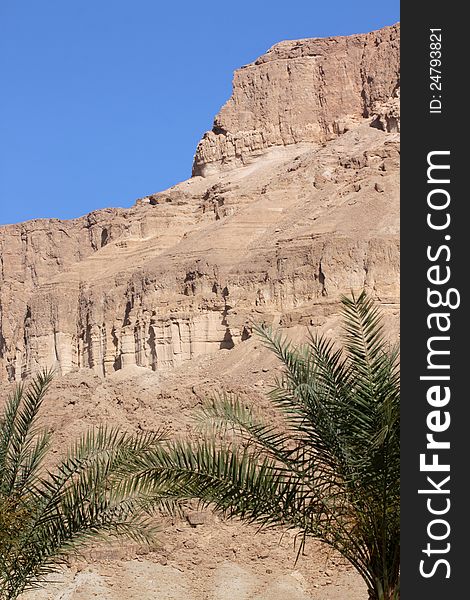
[
  {"left": 193, "top": 24, "right": 399, "bottom": 176},
  {"left": 251, "top": 23, "right": 399, "bottom": 64}
]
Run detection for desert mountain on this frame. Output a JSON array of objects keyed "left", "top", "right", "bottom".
[
  {"left": 1, "top": 24, "right": 399, "bottom": 600},
  {"left": 0, "top": 24, "right": 399, "bottom": 384}
]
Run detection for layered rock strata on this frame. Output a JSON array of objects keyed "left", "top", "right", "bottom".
[
  {"left": 0, "top": 25, "right": 400, "bottom": 382},
  {"left": 192, "top": 24, "right": 399, "bottom": 175}
]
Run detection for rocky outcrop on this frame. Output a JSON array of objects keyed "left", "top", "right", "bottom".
[
  {"left": 0, "top": 26, "right": 400, "bottom": 382},
  {"left": 192, "top": 24, "right": 399, "bottom": 176},
  {"left": 371, "top": 89, "right": 400, "bottom": 133}
]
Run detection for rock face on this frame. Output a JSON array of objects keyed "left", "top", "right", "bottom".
[
  {"left": 193, "top": 24, "right": 399, "bottom": 176},
  {"left": 0, "top": 25, "right": 400, "bottom": 383},
  {"left": 3, "top": 24, "right": 399, "bottom": 600}
]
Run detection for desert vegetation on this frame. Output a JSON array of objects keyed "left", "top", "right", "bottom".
[
  {"left": 0, "top": 372, "right": 172, "bottom": 599},
  {"left": 128, "top": 292, "right": 401, "bottom": 600},
  {"left": 1, "top": 293, "right": 399, "bottom": 600}
]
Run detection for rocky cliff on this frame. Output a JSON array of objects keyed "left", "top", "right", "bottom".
[
  {"left": 193, "top": 24, "right": 399, "bottom": 175},
  {"left": 0, "top": 24, "right": 400, "bottom": 383}
]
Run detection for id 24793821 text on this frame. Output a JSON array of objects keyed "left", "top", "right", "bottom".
[{"left": 429, "top": 29, "right": 443, "bottom": 114}]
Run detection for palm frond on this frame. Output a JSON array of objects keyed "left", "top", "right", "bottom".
[
  {"left": 0, "top": 371, "right": 54, "bottom": 497},
  {"left": 134, "top": 293, "right": 400, "bottom": 600},
  {"left": 0, "top": 375, "right": 172, "bottom": 599}
]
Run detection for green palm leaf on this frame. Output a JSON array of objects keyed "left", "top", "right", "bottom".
[
  {"left": 0, "top": 374, "right": 174, "bottom": 599},
  {"left": 130, "top": 292, "right": 400, "bottom": 600}
]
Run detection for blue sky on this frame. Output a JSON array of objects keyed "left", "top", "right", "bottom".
[{"left": 0, "top": 1, "right": 399, "bottom": 225}]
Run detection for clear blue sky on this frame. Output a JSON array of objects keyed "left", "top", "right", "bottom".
[{"left": 0, "top": 1, "right": 399, "bottom": 225}]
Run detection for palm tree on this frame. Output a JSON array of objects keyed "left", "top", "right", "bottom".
[
  {"left": 0, "top": 371, "right": 170, "bottom": 600},
  {"left": 128, "top": 292, "right": 400, "bottom": 600}
]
